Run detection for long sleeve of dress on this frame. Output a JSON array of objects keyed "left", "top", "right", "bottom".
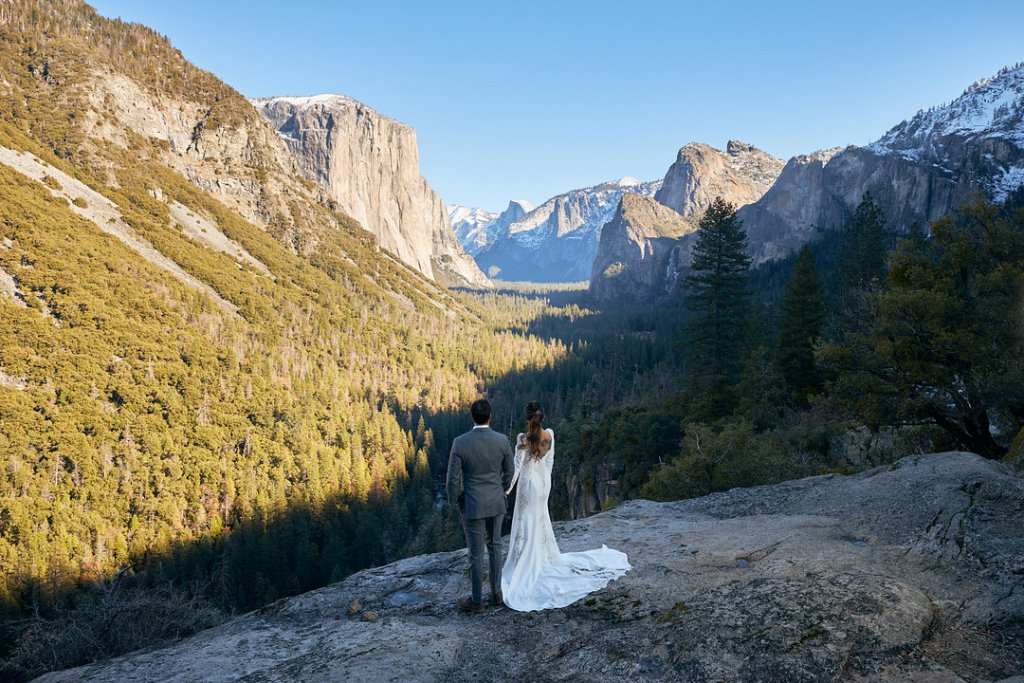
[{"left": 506, "top": 435, "right": 525, "bottom": 495}]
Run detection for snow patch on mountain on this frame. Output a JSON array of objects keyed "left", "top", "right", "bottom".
[
  {"left": 995, "top": 165, "right": 1024, "bottom": 202},
  {"left": 472, "top": 179, "right": 660, "bottom": 281},
  {"left": 869, "top": 63, "right": 1024, "bottom": 154},
  {"left": 448, "top": 204, "right": 499, "bottom": 256}
]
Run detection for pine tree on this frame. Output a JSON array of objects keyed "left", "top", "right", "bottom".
[
  {"left": 838, "top": 193, "right": 887, "bottom": 292},
  {"left": 683, "top": 197, "right": 752, "bottom": 417},
  {"left": 777, "top": 246, "right": 827, "bottom": 405},
  {"left": 822, "top": 195, "right": 1024, "bottom": 458}
]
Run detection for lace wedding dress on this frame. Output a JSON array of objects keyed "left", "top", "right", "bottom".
[{"left": 501, "top": 429, "right": 631, "bottom": 612}]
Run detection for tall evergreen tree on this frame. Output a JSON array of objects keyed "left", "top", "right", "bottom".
[
  {"left": 777, "top": 246, "right": 827, "bottom": 405},
  {"left": 822, "top": 195, "right": 1024, "bottom": 458},
  {"left": 683, "top": 197, "right": 752, "bottom": 416},
  {"left": 838, "top": 193, "right": 887, "bottom": 292}
]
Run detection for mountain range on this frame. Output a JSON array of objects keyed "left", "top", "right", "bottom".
[
  {"left": 455, "top": 141, "right": 785, "bottom": 283},
  {"left": 452, "top": 178, "right": 662, "bottom": 282},
  {"left": 588, "top": 62, "right": 1024, "bottom": 300},
  {"left": 445, "top": 64, "right": 1024, "bottom": 295}
]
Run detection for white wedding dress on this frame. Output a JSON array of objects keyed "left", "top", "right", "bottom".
[{"left": 501, "top": 428, "right": 631, "bottom": 612}]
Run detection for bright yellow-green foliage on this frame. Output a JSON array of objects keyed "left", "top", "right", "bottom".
[{"left": 0, "top": 0, "right": 568, "bottom": 625}]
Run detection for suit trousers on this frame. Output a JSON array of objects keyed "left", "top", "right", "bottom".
[{"left": 461, "top": 511, "right": 504, "bottom": 603}]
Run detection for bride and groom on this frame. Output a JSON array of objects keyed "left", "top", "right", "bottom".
[{"left": 446, "top": 398, "right": 631, "bottom": 613}]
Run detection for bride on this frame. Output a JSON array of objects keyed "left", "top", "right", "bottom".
[{"left": 501, "top": 401, "right": 631, "bottom": 612}]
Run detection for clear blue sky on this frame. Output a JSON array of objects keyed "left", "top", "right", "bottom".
[{"left": 90, "top": 0, "right": 1024, "bottom": 212}]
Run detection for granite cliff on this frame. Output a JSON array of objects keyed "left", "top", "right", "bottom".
[
  {"left": 255, "top": 95, "right": 488, "bottom": 287},
  {"left": 474, "top": 178, "right": 660, "bottom": 282},
  {"left": 588, "top": 193, "right": 698, "bottom": 301},
  {"left": 36, "top": 452, "right": 1024, "bottom": 682},
  {"left": 655, "top": 140, "right": 785, "bottom": 217},
  {"left": 590, "top": 64, "right": 1024, "bottom": 301},
  {"left": 590, "top": 142, "right": 782, "bottom": 301},
  {"left": 740, "top": 64, "right": 1024, "bottom": 266}
]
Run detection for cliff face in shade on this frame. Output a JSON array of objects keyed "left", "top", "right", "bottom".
[
  {"left": 589, "top": 193, "right": 698, "bottom": 301},
  {"left": 36, "top": 452, "right": 1024, "bottom": 683},
  {"left": 738, "top": 63, "right": 1024, "bottom": 265},
  {"left": 254, "top": 95, "right": 489, "bottom": 287},
  {"left": 654, "top": 140, "right": 785, "bottom": 217},
  {"left": 588, "top": 142, "right": 782, "bottom": 300},
  {"left": 591, "top": 64, "right": 1024, "bottom": 301}
]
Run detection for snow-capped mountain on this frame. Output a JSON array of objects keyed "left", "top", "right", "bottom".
[
  {"left": 868, "top": 62, "right": 1024, "bottom": 202},
  {"left": 448, "top": 202, "right": 533, "bottom": 257},
  {"left": 591, "top": 63, "right": 1024, "bottom": 301},
  {"left": 733, "top": 62, "right": 1024, "bottom": 268},
  {"left": 475, "top": 178, "right": 660, "bottom": 282},
  {"left": 449, "top": 205, "right": 498, "bottom": 236}
]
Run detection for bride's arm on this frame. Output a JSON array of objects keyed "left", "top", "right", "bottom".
[{"left": 505, "top": 434, "right": 525, "bottom": 495}]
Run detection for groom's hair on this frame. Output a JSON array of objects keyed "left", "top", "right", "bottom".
[{"left": 470, "top": 399, "right": 491, "bottom": 425}]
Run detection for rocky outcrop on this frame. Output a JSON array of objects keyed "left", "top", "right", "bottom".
[
  {"left": 654, "top": 140, "right": 784, "bottom": 216},
  {"left": 589, "top": 193, "right": 698, "bottom": 301},
  {"left": 254, "top": 95, "right": 488, "bottom": 286},
  {"left": 475, "top": 178, "right": 660, "bottom": 282},
  {"left": 37, "top": 452, "right": 1024, "bottom": 682},
  {"left": 738, "top": 63, "right": 1024, "bottom": 265},
  {"left": 587, "top": 141, "right": 782, "bottom": 300}
]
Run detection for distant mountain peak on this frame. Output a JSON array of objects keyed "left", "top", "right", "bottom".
[
  {"left": 870, "top": 62, "right": 1024, "bottom": 152},
  {"left": 470, "top": 178, "right": 660, "bottom": 282},
  {"left": 507, "top": 199, "right": 535, "bottom": 212},
  {"left": 866, "top": 62, "right": 1024, "bottom": 202},
  {"left": 655, "top": 140, "right": 785, "bottom": 217}
]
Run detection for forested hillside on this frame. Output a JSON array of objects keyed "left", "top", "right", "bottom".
[{"left": 0, "top": 2, "right": 565, "bottom": 676}]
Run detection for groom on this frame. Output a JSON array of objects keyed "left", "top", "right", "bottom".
[{"left": 446, "top": 398, "right": 515, "bottom": 613}]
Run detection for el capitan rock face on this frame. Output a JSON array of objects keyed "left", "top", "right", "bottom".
[
  {"left": 254, "top": 95, "right": 489, "bottom": 287},
  {"left": 36, "top": 452, "right": 1024, "bottom": 682}
]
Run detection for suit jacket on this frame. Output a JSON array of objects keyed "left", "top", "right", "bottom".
[{"left": 446, "top": 426, "right": 515, "bottom": 519}]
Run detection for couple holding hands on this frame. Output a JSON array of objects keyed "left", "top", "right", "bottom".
[{"left": 446, "top": 399, "right": 631, "bottom": 613}]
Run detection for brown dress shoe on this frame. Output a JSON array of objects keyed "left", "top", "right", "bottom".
[
  {"left": 457, "top": 596, "right": 485, "bottom": 614},
  {"left": 491, "top": 592, "right": 504, "bottom": 607}
]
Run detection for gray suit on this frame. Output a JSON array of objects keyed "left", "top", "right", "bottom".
[{"left": 446, "top": 425, "right": 515, "bottom": 603}]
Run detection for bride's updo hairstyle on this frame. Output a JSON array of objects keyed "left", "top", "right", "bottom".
[{"left": 524, "top": 401, "right": 546, "bottom": 459}]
